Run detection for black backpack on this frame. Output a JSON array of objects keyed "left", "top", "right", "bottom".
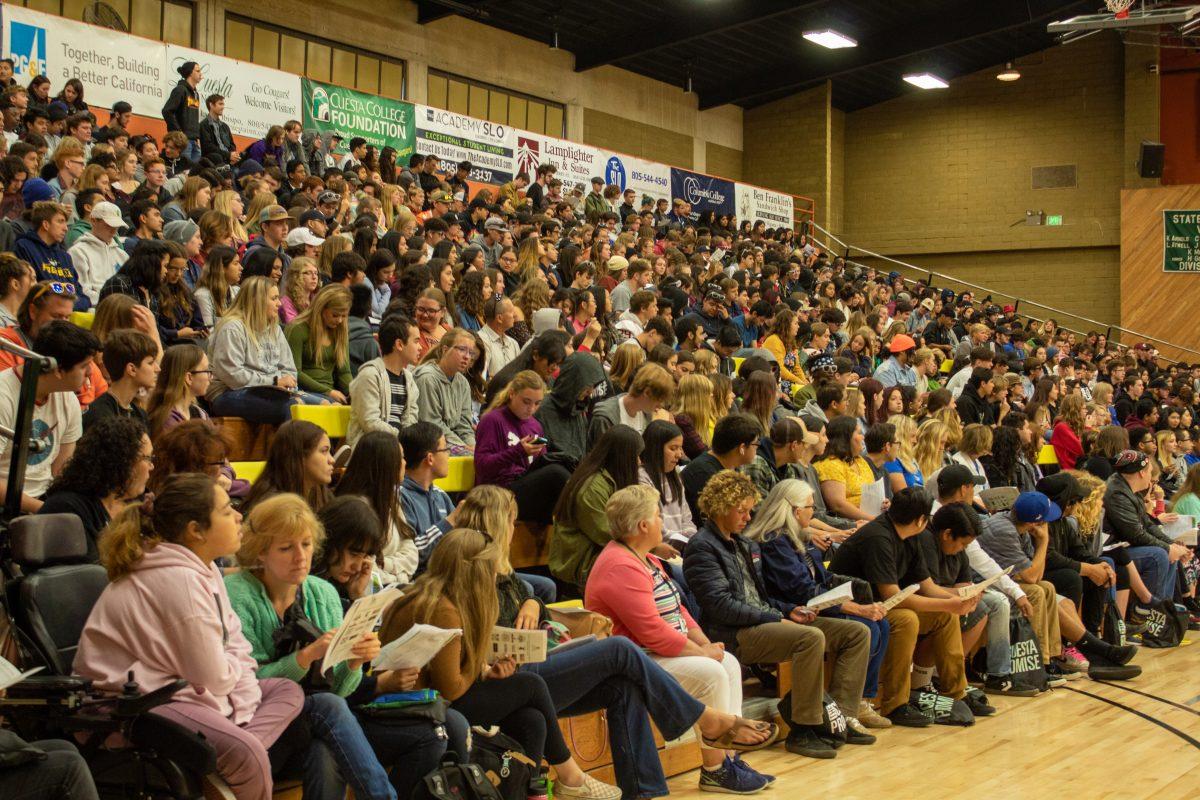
[
  {"left": 1140, "top": 599, "right": 1188, "bottom": 648},
  {"left": 413, "top": 757, "right": 504, "bottom": 800},
  {"left": 1099, "top": 600, "right": 1129, "bottom": 647},
  {"left": 470, "top": 728, "right": 540, "bottom": 800},
  {"left": 778, "top": 691, "right": 847, "bottom": 746},
  {"left": 1008, "top": 616, "right": 1049, "bottom": 692}
]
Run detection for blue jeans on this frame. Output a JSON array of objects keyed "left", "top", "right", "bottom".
[
  {"left": 964, "top": 590, "right": 1011, "bottom": 677},
  {"left": 183, "top": 138, "right": 202, "bottom": 163},
  {"left": 523, "top": 636, "right": 704, "bottom": 800},
  {"left": 823, "top": 612, "right": 889, "bottom": 698},
  {"left": 518, "top": 572, "right": 557, "bottom": 604},
  {"left": 211, "top": 386, "right": 328, "bottom": 425},
  {"left": 303, "top": 693, "right": 396, "bottom": 800},
  {"left": 357, "top": 713, "right": 449, "bottom": 799},
  {"left": 1127, "top": 545, "right": 1174, "bottom": 600}
]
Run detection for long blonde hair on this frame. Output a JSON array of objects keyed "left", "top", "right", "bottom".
[
  {"left": 915, "top": 419, "right": 950, "bottom": 479},
  {"left": 176, "top": 176, "right": 211, "bottom": 214},
  {"left": 888, "top": 413, "right": 919, "bottom": 473},
  {"left": 290, "top": 284, "right": 350, "bottom": 369},
  {"left": 485, "top": 369, "right": 545, "bottom": 413},
  {"left": 380, "top": 183, "right": 403, "bottom": 229},
  {"left": 1066, "top": 469, "right": 1105, "bottom": 538},
  {"left": 244, "top": 191, "right": 278, "bottom": 235},
  {"left": 456, "top": 485, "right": 517, "bottom": 576},
  {"left": 283, "top": 256, "right": 318, "bottom": 313},
  {"left": 675, "top": 374, "right": 716, "bottom": 445},
  {"left": 217, "top": 275, "right": 277, "bottom": 346},
  {"left": 146, "top": 343, "right": 206, "bottom": 437},
  {"left": 933, "top": 405, "right": 963, "bottom": 449},
  {"left": 212, "top": 190, "right": 249, "bottom": 243},
  {"left": 608, "top": 345, "right": 646, "bottom": 393},
  {"left": 98, "top": 473, "right": 217, "bottom": 580}
]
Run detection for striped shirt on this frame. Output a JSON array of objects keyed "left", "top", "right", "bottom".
[{"left": 644, "top": 557, "right": 688, "bottom": 637}]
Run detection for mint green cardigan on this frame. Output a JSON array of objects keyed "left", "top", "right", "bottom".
[{"left": 224, "top": 570, "right": 362, "bottom": 697}]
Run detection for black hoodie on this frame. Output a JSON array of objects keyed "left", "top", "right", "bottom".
[{"left": 534, "top": 353, "right": 605, "bottom": 467}]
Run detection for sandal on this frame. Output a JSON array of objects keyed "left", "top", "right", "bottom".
[{"left": 701, "top": 716, "right": 779, "bottom": 753}]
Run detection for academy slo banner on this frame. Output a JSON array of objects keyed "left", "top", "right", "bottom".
[
  {"left": 168, "top": 46, "right": 300, "bottom": 141},
  {"left": 417, "top": 104, "right": 515, "bottom": 185},
  {"left": 303, "top": 79, "right": 415, "bottom": 159},
  {"left": 735, "top": 182, "right": 795, "bottom": 228}
]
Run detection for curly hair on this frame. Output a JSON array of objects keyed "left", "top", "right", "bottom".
[
  {"left": 698, "top": 469, "right": 760, "bottom": 522},
  {"left": 47, "top": 416, "right": 147, "bottom": 499}
]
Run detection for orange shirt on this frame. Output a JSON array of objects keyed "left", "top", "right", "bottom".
[{"left": 0, "top": 326, "right": 107, "bottom": 410}]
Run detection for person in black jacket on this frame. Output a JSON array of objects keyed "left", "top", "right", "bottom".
[
  {"left": 682, "top": 469, "right": 872, "bottom": 759},
  {"left": 162, "top": 61, "right": 202, "bottom": 163},
  {"left": 956, "top": 367, "right": 996, "bottom": 426},
  {"left": 199, "top": 93, "right": 239, "bottom": 166}
]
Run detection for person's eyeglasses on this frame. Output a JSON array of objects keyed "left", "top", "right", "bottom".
[
  {"left": 434, "top": 446, "right": 452, "bottom": 454},
  {"left": 415, "top": 306, "right": 442, "bottom": 315},
  {"left": 453, "top": 345, "right": 478, "bottom": 358},
  {"left": 67, "top": 159, "right": 84, "bottom": 167},
  {"left": 189, "top": 369, "right": 214, "bottom": 375}
]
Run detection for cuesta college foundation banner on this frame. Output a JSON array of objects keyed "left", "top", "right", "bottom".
[{"left": 303, "top": 79, "right": 416, "bottom": 159}]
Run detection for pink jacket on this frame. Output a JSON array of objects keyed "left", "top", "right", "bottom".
[
  {"left": 585, "top": 541, "right": 698, "bottom": 658},
  {"left": 74, "top": 543, "right": 264, "bottom": 725}
]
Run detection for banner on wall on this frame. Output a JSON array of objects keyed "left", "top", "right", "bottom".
[
  {"left": 515, "top": 133, "right": 601, "bottom": 194},
  {"left": 602, "top": 153, "right": 671, "bottom": 207},
  {"left": 166, "top": 46, "right": 301, "bottom": 141},
  {"left": 670, "top": 168, "right": 735, "bottom": 221},
  {"left": 1163, "top": 210, "right": 1200, "bottom": 272},
  {"left": 303, "top": 79, "right": 415, "bottom": 158},
  {"left": 416, "top": 105, "right": 515, "bottom": 185},
  {"left": 735, "top": 183, "right": 795, "bottom": 228},
  {"left": 3, "top": 5, "right": 165, "bottom": 112}
]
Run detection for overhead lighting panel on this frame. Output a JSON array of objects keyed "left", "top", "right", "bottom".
[
  {"left": 903, "top": 73, "right": 949, "bottom": 89},
  {"left": 996, "top": 62, "right": 1021, "bottom": 81},
  {"left": 803, "top": 29, "right": 857, "bottom": 49}
]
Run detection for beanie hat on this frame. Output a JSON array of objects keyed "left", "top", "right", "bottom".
[
  {"left": 22, "top": 178, "right": 55, "bottom": 206},
  {"left": 178, "top": 61, "right": 198, "bottom": 79},
  {"left": 237, "top": 158, "right": 264, "bottom": 178},
  {"left": 162, "top": 219, "right": 199, "bottom": 246}
]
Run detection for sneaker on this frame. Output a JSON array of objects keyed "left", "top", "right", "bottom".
[
  {"left": 983, "top": 675, "right": 1040, "bottom": 697},
  {"left": 528, "top": 777, "right": 550, "bottom": 800},
  {"left": 698, "top": 762, "right": 768, "bottom": 794},
  {"left": 729, "top": 756, "right": 774, "bottom": 787},
  {"left": 1061, "top": 646, "right": 1090, "bottom": 671},
  {"left": 885, "top": 703, "right": 932, "bottom": 728},
  {"left": 962, "top": 687, "right": 995, "bottom": 717},
  {"left": 555, "top": 774, "right": 622, "bottom": 800},
  {"left": 784, "top": 726, "right": 838, "bottom": 759},
  {"left": 856, "top": 699, "right": 892, "bottom": 729},
  {"left": 1044, "top": 663, "right": 1069, "bottom": 688},
  {"left": 844, "top": 717, "right": 877, "bottom": 745},
  {"left": 332, "top": 443, "right": 354, "bottom": 470},
  {"left": 1087, "top": 655, "right": 1143, "bottom": 681}
]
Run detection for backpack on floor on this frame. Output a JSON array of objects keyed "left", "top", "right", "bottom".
[
  {"left": 1140, "top": 599, "right": 1188, "bottom": 648},
  {"left": 1099, "top": 600, "right": 1129, "bottom": 647},
  {"left": 470, "top": 728, "right": 540, "bottom": 800},
  {"left": 1009, "top": 616, "right": 1049, "bottom": 692},
  {"left": 908, "top": 687, "right": 975, "bottom": 726},
  {"left": 412, "top": 756, "right": 505, "bottom": 800},
  {"left": 779, "top": 690, "right": 847, "bottom": 746}
]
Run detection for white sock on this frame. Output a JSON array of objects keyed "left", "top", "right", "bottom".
[{"left": 911, "top": 664, "right": 934, "bottom": 689}]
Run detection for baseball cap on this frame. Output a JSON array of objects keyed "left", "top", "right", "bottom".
[
  {"left": 299, "top": 209, "right": 326, "bottom": 225},
  {"left": 1134, "top": 342, "right": 1152, "bottom": 352},
  {"left": 90, "top": 201, "right": 127, "bottom": 230},
  {"left": 1114, "top": 449, "right": 1150, "bottom": 475},
  {"left": 936, "top": 464, "right": 987, "bottom": 496},
  {"left": 430, "top": 189, "right": 452, "bottom": 204},
  {"left": 888, "top": 334, "right": 917, "bottom": 354},
  {"left": 1035, "top": 473, "right": 1087, "bottom": 508},
  {"left": 591, "top": 176, "right": 604, "bottom": 186},
  {"left": 920, "top": 298, "right": 935, "bottom": 312},
  {"left": 318, "top": 191, "right": 340, "bottom": 206},
  {"left": 1012, "top": 492, "right": 1061, "bottom": 524},
  {"left": 259, "top": 205, "right": 291, "bottom": 224},
  {"left": 483, "top": 217, "right": 508, "bottom": 232},
  {"left": 286, "top": 227, "right": 324, "bottom": 248},
  {"left": 607, "top": 256, "right": 630, "bottom": 273}
]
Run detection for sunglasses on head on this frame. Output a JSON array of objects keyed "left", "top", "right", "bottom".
[{"left": 32, "top": 281, "right": 77, "bottom": 301}]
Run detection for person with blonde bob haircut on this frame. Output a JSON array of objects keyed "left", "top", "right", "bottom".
[
  {"left": 279, "top": 256, "right": 320, "bottom": 324},
  {"left": 884, "top": 413, "right": 924, "bottom": 492},
  {"left": 285, "top": 283, "right": 352, "bottom": 404},
  {"left": 674, "top": 373, "right": 716, "bottom": 457},
  {"left": 951, "top": 423, "right": 993, "bottom": 495},
  {"left": 914, "top": 418, "right": 952, "bottom": 481},
  {"left": 586, "top": 483, "right": 783, "bottom": 792}
]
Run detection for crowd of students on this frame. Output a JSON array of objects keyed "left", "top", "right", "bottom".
[{"left": 1, "top": 63, "right": 1199, "bottom": 800}]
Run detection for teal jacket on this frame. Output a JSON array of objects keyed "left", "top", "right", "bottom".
[{"left": 224, "top": 570, "right": 362, "bottom": 697}]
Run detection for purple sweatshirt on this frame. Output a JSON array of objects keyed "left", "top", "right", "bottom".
[{"left": 475, "top": 406, "right": 544, "bottom": 487}]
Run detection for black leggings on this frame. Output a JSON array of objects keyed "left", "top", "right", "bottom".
[
  {"left": 509, "top": 464, "right": 572, "bottom": 525},
  {"left": 451, "top": 672, "right": 570, "bottom": 766}
]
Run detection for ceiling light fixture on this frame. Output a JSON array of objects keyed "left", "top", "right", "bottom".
[
  {"left": 996, "top": 62, "right": 1021, "bottom": 81},
  {"left": 803, "top": 29, "right": 857, "bottom": 49},
  {"left": 903, "top": 73, "right": 949, "bottom": 89}
]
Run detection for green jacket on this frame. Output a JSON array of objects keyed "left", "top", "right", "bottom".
[
  {"left": 224, "top": 570, "right": 362, "bottom": 697},
  {"left": 65, "top": 219, "right": 92, "bottom": 249},
  {"left": 284, "top": 320, "right": 352, "bottom": 396},
  {"left": 549, "top": 469, "right": 615, "bottom": 589}
]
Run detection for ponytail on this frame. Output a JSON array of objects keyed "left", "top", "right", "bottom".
[
  {"left": 99, "top": 501, "right": 160, "bottom": 580},
  {"left": 97, "top": 472, "right": 217, "bottom": 580}
]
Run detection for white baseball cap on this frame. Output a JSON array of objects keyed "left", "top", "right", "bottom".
[
  {"left": 90, "top": 201, "right": 127, "bottom": 230},
  {"left": 286, "top": 227, "right": 324, "bottom": 248}
]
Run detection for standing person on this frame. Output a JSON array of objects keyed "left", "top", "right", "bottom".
[
  {"left": 74, "top": 474, "right": 306, "bottom": 800},
  {"left": 414, "top": 329, "right": 477, "bottom": 453},
  {"left": 285, "top": 284, "right": 353, "bottom": 404},
  {"left": 347, "top": 314, "right": 421, "bottom": 446},
  {"left": 162, "top": 61, "right": 202, "bottom": 163}
]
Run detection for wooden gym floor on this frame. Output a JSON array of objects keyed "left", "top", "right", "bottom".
[{"left": 664, "top": 643, "right": 1200, "bottom": 800}]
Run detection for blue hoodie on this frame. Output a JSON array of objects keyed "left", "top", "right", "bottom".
[{"left": 13, "top": 229, "right": 91, "bottom": 310}]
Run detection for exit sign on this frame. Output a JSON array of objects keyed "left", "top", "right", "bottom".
[{"left": 1046, "top": 215, "right": 1063, "bottom": 226}]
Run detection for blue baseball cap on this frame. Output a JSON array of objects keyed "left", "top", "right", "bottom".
[{"left": 1013, "top": 492, "right": 1061, "bottom": 524}]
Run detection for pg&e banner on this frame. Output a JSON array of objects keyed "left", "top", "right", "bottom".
[
  {"left": 671, "top": 168, "right": 735, "bottom": 221},
  {"left": 303, "top": 79, "right": 415, "bottom": 159},
  {"left": 735, "top": 182, "right": 795, "bottom": 228},
  {"left": 167, "top": 46, "right": 301, "bottom": 141}
]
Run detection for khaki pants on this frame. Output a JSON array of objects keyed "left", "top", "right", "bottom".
[
  {"left": 736, "top": 617, "right": 869, "bottom": 725},
  {"left": 880, "top": 608, "right": 966, "bottom": 715},
  {"left": 1019, "top": 581, "right": 1062, "bottom": 663}
]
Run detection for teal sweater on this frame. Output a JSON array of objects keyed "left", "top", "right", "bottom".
[{"left": 224, "top": 570, "right": 362, "bottom": 697}]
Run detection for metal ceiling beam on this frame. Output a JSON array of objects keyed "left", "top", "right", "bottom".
[
  {"left": 698, "top": 0, "right": 1091, "bottom": 109},
  {"left": 572, "top": 0, "right": 825, "bottom": 72}
]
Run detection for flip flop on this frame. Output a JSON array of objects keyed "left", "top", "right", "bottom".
[{"left": 701, "top": 716, "right": 779, "bottom": 753}]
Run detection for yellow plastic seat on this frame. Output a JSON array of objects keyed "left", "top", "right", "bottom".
[
  {"left": 732, "top": 356, "right": 745, "bottom": 374},
  {"left": 70, "top": 311, "right": 94, "bottom": 330},
  {"left": 434, "top": 456, "right": 475, "bottom": 493},
  {"left": 230, "top": 461, "right": 265, "bottom": 484},
  {"left": 939, "top": 358, "right": 954, "bottom": 374},
  {"left": 1037, "top": 444, "right": 1059, "bottom": 466},
  {"left": 289, "top": 404, "right": 351, "bottom": 438}
]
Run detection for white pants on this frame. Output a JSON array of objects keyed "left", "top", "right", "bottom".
[{"left": 651, "top": 650, "right": 743, "bottom": 716}]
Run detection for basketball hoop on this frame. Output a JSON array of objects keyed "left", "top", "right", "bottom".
[{"left": 1105, "top": 0, "right": 1135, "bottom": 19}]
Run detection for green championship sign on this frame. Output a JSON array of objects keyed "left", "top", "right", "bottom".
[
  {"left": 302, "top": 78, "right": 415, "bottom": 158},
  {"left": 1164, "top": 209, "right": 1200, "bottom": 272}
]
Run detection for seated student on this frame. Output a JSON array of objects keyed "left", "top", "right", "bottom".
[
  {"left": 639, "top": 420, "right": 697, "bottom": 551},
  {"left": 814, "top": 415, "right": 877, "bottom": 522},
  {"left": 743, "top": 416, "right": 820, "bottom": 501},
  {"left": 285, "top": 283, "right": 353, "bottom": 404},
  {"left": 156, "top": 241, "right": 207, "bottom": 345},
  {"left": 682, "top": 470, "right": 873, "bottom": 758},
  {"left": 14, "top": 200, "right": 90, "bottom": 310},
  {"left": 573, "top": 484, "right": 780, "bottom": 793},
  {"left": 39, "top": 416, "right": 153, "bottom": 560},
  {"left": 334, "top": 431, "right": 418, "bottom": 586},
  {"left": 241, "top": 419, "right": 334, "bottom": 513},
  {"left": 475, "top": 370, "right": 571, "bottom": 526},
  {"left": 827, "top": 487, "right": 979, "bottom": 727},
  {"left": 795, "top": 415, "right": 859, "bottom": 536},
  {"left": 0, "top": 320, "right": 98, "bottom": 512},
  {"left": 74, "top": 473, "right": 307, "bottom": 800},
  {"left": 226, "top": 493, "right": 444, "bottom": 800},
  {"left": 588, "top": 362, "right": 674, "bottom": 444},
  {"left": 742, "top": 479, "right": 894, "bottom": 728},
  {"left": 193, "top": 244, "right": 241, "bottom": 328},
  {"left": 398, "top": 421, "right": 457, "bottom": 573},
  {"left": 146, "top": 343, "right": 213, "bottom": 437},
  {"left": 978, "top": 491, "right": 1137, "bottom": 681},
  {"left": 414, "top": 328, "right": 478, "bottom": 454},
  {"left": 347, "top": 315, "right": 420, "bottom": 447},
  {"left": 379, "top": 529, "right": 625, "bottom": 800},
  {"left": 532, "top": 351, "right": 606, "bottom": 469},
  {"left": 549, "top": 424, "right": 645, "bottom": 590},
  {"left": 484, "top": 329, "right": 569, "bottom": 407},
  {"left": 82, "top": 328, "right": 158, "bottom": 431},
  {"left": 347, "top": 283, "right": 380, "bottom": 376},
  {"left": 465, "top": 485, "right": 776, "bottom": 797},
  {"left": 98, "top": 240, "right": 171, "bottom": 318},
  {"left": 207, "top": 276, "right": 329, "bottom": 425},
  {"left": 950, "top": 423, "right": 993, "bottom": 498},
  {"left": 681, "top": 413, "right": 762, "bottom": 524}
]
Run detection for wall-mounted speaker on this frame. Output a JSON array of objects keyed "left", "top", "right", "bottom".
[{"left": 1138, "top": 141, "right": 1165, "bottom": 179}]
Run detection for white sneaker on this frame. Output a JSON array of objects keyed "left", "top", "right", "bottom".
[{"left": 556, "top": 774, "right": 622, "bottom": 800}]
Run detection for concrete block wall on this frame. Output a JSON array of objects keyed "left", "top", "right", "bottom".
[
  {"left": 705, "top": 142, "right": 743, "bottom": 182},
  {"left": 742, "top": 83, "right": 833, "bottom": 228},
  {"left": 582, "top": 109, "right": 695, "bottom": 170}
]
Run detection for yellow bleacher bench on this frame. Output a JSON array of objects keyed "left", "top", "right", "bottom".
[
  {"left": 940, "top": 358, "right": 954, "bottom": 374},
  {"left": 434, "top": 456, "right": 475, "bottom": 493},
  {"left": 1038, "top": 444, "right": 1059, "bottom": 466},
  {"left": 230, "top": 461, "right": 265, "bottom": 485},
  {"left": 70, "top": 311, "right": 94, "bottom": 330},
  {"left": 732, "top": 356, "right": 744, "bottom": 374},
  {"left": 289, "top": 404, "right": 351, "bottom": 439}
]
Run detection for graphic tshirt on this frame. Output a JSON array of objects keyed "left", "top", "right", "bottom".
[{"left": 0, "top": 369, "right": 83, "bottom": 497}]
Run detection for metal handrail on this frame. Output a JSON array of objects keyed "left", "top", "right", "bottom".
[{"left": 806, "top": 221, "right": 1200, "bottom": 363}]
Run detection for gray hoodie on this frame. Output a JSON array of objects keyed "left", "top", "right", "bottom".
[
  {"left": 801, "top": 398, "right": 828, "bottom": 423},
  {"left": 413, "top": 361, "right": 475, "bottom": 449},
  {"left": 347, "top": 358, "right": 420, "bottom": 446}
]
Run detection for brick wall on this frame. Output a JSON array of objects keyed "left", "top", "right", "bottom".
[
  {"left": 743, "top": 83, "right": 833, "bottom": 228},
  {"left": 582, "top": 109, "right": 695, "bottom": 169}
]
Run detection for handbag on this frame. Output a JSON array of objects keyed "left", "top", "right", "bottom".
[
  {"left": 470, "top": 727, "right": 540, "bottom": 800},
  {"left": 1140, "top": 599, "right": 1187, "bottom": 648},
  {"left": 1099, "top": 600, "right": 1129, "bottom": 647},
  {"left": 355, "top": 691, "right": 449, "bottom": 724},
  {"left": 1009, "top": 616, "right": 1048, "bottom": 693},
  {"left": 546, "top": 606, "right": 613, "bottom": 640}
]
